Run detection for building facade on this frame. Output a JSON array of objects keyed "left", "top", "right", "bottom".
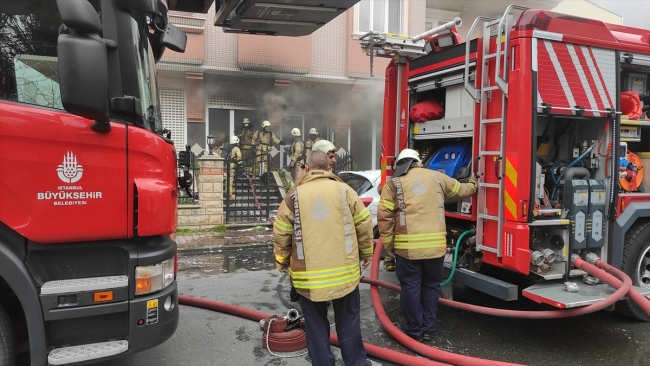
[{"left": 158, "top": 0, "right": 625, "bottom": 170}]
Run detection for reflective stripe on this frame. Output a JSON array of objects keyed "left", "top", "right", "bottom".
[
  {"left": 381, "top": 235, "right": 394, "bottom": 242},
  {"left": 290, "top": 263, "right": 359, "bottom": 279},
  {"left": 394, "top": 241, "right": 446, "bottom": 250},
  {"left": 379, "top": 199, "right": 394, "bottom": 210},
  {"left": 275, "top": 254, "right": 289, "bottom": 263},
  {"left": 395, "top": 232, "right": 446, "bottom": 240},
  {"left": 292, "top": 273, "right": 360, "bottom": 290},
  {"left": 273, "top": 219, "right": 293, "bottom": 233},
  {"left": 360, "top": 246, "right": 373, "bottom": 256},
  {"left": 449, "top": 181, "right": 461, "bottom": 197},
  {"left": 353, "top": 208, "right": 370, "bottom": 224}
]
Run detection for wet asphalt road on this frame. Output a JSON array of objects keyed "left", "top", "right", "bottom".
[{"left": 95, "top": 243, "right": 650, "bottom": 366}]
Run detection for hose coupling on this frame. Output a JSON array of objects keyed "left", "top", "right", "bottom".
[
  {"left": 531, "top": 251, "right": 544, "bottom": 266},
  {"left": 585, "top": 252, "right": 601, "bottom": 265},
  {"left": 286, "top": 309, "right": 300, "bottom": 322},
  {"left": 571, "top": 254, "right": 581, "bottom": 263}
]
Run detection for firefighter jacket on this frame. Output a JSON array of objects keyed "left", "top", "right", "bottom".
[
  {"left": 304, "top": 136, "right": 321, "bottom": 154},
  {"left": 377, "top": 164, "right": 477, "bottom": 260},
  {"left": 273, "top": 170, "right": 374, "bottom": 302},
  {"left": 290, "top": 140, "right": 305, "bottom": 165},
  {"left": 239, "top": 129, "right": 254, "bottom": 149},
  {"left": 252, "top": 130, "right": 281, "bottom": 152},
  {"left": 230, "top": 146, "right": 242, "bottom": 167}
]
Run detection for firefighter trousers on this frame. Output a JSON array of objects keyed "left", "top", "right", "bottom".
[
  {"left": 395, "top": 255, "right": 444, "bottom": 337},
  {"left": 298, "top": 287, "right": 367, "bottom": 366}
]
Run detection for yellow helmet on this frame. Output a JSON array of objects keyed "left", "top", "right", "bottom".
[
  {"left": 291, "top": 128, "right": 301, "bottom": 136},
  {"left": 242, "top": 118, "right": 250, "bottom": 125},
  {"left": 396, "top": 148, "right": 421, "bottom": 163},
  {"left": 262, "top": 120, "right": 271, "bottom": 128},
  {"left": 309, "top": 128, "right": 318, "bottom": 135}
]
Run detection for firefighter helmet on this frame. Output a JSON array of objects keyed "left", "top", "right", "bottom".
[
  {"left": 291, "top": 128, "right": 301, "bottom": 136},
  {"left": 394, "top": 149, "right": 421, "bottom": 177},
  {"left": 230, "top": 136, "right": 240, "bottom": 144},
  {"left": 262, "top": 120, "right": 271, "bottom": 128},
  {"left": 396, "top": 149, "right": 421, "bottom": 163},
  {"left": 309, "top": 128, "right": 318, "bottom": 135},
  {"left": 242, "top": 118, "right": 250, "bottom": 125},
  {"left": 312, "top": 140, "right": 336, "bottom": 154}
]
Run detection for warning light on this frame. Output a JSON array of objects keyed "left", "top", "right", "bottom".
[
  {"left": 93, "top": 291, "right": 114, "bottom": 302},
  {"left": 137, "top": 319, "right": 144, "bottom": 326}
]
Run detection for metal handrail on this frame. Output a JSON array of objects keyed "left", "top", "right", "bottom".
[
  {"left": 494, "top": 4, "right": 529, "bottom": 96},
  {"left": 464, "top": 16, "right": 496, "bottom": 102}
]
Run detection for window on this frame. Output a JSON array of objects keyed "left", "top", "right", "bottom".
[
  {"left": 0, "top": 0, "right": 100, "bottom": 109},
  {"left": 357, "top": 0, "right": 402, "bottom": 34}
]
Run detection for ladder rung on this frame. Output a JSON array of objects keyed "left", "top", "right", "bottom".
[
  {"left": 479, "top": 214, "right": 499, "bottom": 221},
  {"left": 480, "top": 183, "right": 500, "bottom": 188},
  {"left": 476, "top": 245, "right": 498, "bottom": 254},
  {"left": 483, "top": 86, "right": 500, "bottom": 91},
  {"left": 484, "top": 53, "right": 497, "bottom": 59},
  {"left": 479, "top": 151, "right": 501, "bottom": 156},
  {"left": 481, "top": 118, "right": 502, "bottom": 124}
]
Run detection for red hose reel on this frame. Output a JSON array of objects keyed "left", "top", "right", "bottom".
[{"left": 260, "top": 311, "right": 307, "bottom": 352}]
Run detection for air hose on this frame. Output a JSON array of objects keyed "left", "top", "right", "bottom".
[
  {"left": 361, "top": 240, "right": 638, "bottom": 365},
  {"left": 551, "top": 145, "right": 593, "bottom": 199},
  {"left": 441, "top": 229, "right": 475, "bottom": 286},
  {"left": 178, "top": 295, "right": 446, "bottom": 366}
]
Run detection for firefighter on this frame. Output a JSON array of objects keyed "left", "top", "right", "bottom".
[
  {"left": 377, "top": 148, "right": 477, "bottom": 342},
  {"left": 304, "top": 128, "right": 322, "bottom": 154},
  {"left": 251, "top": 120, "right": 282, "bottom": 176},
  {"left": 238, "top": 118, "right": 254, "bottom": 171},
  {"left": 227, "top": 136, "right": 243, "bottom": 198},
  {"left": 273, "top": 150, "right": 374, "bottom": 366},
  {"left": 289, "top": 128, "right": 305, "bottom": 182},
  {"left": 294, "top": 139, "right": 337, "bottom": 184}
]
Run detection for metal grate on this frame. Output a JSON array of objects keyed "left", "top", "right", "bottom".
[
  {"left": 160, "top": 88, "right": 187, "bottom": 151},
  {"left": 48, "top": 340, "right": 129, "bottom": 365},
  {"left": 208, "top": 95, "right": 255, "bottom": 109}
]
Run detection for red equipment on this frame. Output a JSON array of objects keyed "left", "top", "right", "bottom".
[{"left": 360, "top": 5, "right": 650, "bottom": 320}]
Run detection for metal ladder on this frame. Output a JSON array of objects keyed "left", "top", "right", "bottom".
[{"left": 464, "top": 5, "right": 528, "bottom": 256}]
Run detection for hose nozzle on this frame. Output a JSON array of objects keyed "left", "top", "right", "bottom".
[{"left": 286, "top": 309, "right": 300, "bottom": 322}]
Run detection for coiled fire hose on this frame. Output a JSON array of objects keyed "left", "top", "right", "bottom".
[
  {"left": 360, "top": 239, "right": 644, "bottom": 366},
  {"left": 178, "top": 295, "right": 446, "bottom": 366}
]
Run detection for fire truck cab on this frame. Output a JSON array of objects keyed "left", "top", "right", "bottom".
[{"left": 363, "top": 5, "right": 650, "bottom": 320}]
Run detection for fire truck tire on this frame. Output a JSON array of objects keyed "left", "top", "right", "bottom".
[
  {"left": 0, "top": 304, "right": 16, "bottom": 366},
  {"left": 617, "top": 219, "right": 650, "bottom": 322}
]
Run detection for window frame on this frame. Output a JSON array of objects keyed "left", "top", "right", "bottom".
[{"left": 352, "top": 0, "right": 408, "bottom": 38}]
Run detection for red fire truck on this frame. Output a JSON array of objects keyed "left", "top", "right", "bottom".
[
  {"left": 361, "top": 6, "right": 650, "bottom": 320},
  {"left": 0, "top": 0, "right": 355, "bottom": 365}
]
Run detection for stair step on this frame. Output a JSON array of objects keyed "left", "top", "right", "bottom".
[{"left": 48, "top": 340, "right": 128, "bottom": 365}]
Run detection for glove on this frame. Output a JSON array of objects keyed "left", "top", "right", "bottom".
[{"left": 468, "top": 174, "right": 478, "bottom": 186}]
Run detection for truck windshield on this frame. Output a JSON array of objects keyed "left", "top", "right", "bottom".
[{"left": 129, "top": 13, "right": 163, "bottom": 132}]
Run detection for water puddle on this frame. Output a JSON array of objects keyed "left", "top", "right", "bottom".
[{"left": 177, "top": 243, "right": 275, "bottom": 274}]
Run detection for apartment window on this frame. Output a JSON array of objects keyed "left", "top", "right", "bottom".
[{"left": 358, "top": 0, "right": 402, "bottom": 34}]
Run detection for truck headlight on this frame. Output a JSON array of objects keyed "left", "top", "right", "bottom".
[{"left": 135, "top": 258, "right": 175, "bottom": 296}]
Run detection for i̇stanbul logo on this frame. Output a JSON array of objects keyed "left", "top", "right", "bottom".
[{"left": 57, "top": 151, "right": 83, "bottom": 183}]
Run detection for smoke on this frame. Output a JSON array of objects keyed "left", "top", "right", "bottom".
[{"left": 261, "top": 93, "right": 287, "bottom": 124}]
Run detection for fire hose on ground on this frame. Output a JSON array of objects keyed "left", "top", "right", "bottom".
[{"left": 178, "top": 236, "right": 650, "bottom": 366}]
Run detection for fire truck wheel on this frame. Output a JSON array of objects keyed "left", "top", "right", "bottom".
[
  {"left": 0, "top": 304, "right": 16, "bottom": 366},
  {"left": 617, "top": 219, "right": 650, "bottom": 322}
]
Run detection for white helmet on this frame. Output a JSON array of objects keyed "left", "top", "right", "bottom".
[
  {"left": 230, "top": 136, "right": 240, "bottom": 144},
  {"left": 262, "top": 120, "right": 271, "bottom": 128},
  {"left": 396, "top": 148, "right": 421, "bottom": 163},
  {"left": 291, "top": 128, "right": 301, "bottom": 136},
  {"left": 309, "top": 128, "right": 318, "bottom": 135},
  {"left": 242, "top": 118, "right": 250, "bottom": 125},
  {"left": 312, "top": 140, "right": 336, "bottom": 154}
]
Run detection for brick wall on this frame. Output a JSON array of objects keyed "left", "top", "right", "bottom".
[{"left": 345, "top": 10, "right": 390, "bottom": 76}]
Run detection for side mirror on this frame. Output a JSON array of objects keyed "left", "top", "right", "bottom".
[
  {"left": 56, "top": 0, "right": 109, "bottom": 132},
  {"left": 161, "top": 23, "right": 187, "bottom": 53}
]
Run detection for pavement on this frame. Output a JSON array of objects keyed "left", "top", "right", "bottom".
[{"left": 94, "top": 232, "right": 650, "bottom": 366}]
